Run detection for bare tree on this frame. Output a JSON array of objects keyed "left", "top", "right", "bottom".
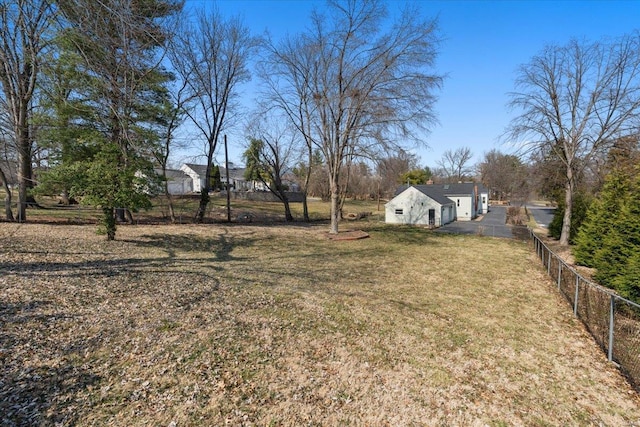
[
  {"left": 170, "top": 8, "right": 259, "bottom": 223},
  {"left": 344, "top": 161, "right": 376, "bottom": 200},
  {"left": 153, "top": 76, "right": 194, "bottom": 223},
  {"left": 261, "top": 0, "right": 442, "bottom": 234},
  {"left": 0, "top": 0, "right": 52, "bottom": 221},
  {"left": 243, "top": 114, "right": 300, "bottom": 221},
  {"left": 480, "top": 149, "right": 531, "bottom": 203},
  {"left": 506, "top": 35, "right": 640, "bottom": 245},
  {"left": 436, "top": 147, "right": 474, "bottom": 183},
  {"left": 376, "top": 150, "right": 418, "bottom": 197},
  {"left": 258, "top": 29, "right": 320, "bottom": 221}
]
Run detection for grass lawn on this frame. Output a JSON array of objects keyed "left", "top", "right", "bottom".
[
  {"left": 1, "top": 221, "right": 639, "bottom": 426},
  {"left": 25, "top": 194, "right": 387, "bottom": 225}
]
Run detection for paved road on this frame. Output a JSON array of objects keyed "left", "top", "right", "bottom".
[
  {"left": 526, "top": 205, "right": 556, "bottom": 228},
  {"left": 435, "top": 206, "right": 529, "bottom": 240}
]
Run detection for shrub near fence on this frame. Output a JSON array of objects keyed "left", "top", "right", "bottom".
[{"left": 530, "top": 231, "right": 640, "bottom": 392}]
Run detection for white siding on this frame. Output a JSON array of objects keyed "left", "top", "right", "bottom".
[
  {"left": 441, "top": 204, "right": 454, "bottom": 224},
  {"left": 180, "top": 165, "right": 204, "bottom": 193},
  {"left": 451, "top": 196, "right": 474, "bottom": 221},
  {"left": 385, "top": 187, "right": 453, "bottom": 226},
  {"left": 166, "top": 178, "right": 192, "bottom": 195},
  {"left": 479, "top": 191, "right": 490, "bottom": 214}
]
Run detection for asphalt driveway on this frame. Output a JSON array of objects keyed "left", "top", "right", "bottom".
[
  {"left": 435, "top": 206, "right": 529, "bottom": 240},
  {"left": 526, "top": 205, "right": 556, "bottom": 228}
]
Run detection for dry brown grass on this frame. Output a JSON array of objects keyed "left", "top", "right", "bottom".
[
  {"left": 1, "top": 222, "right": 639, "bottom": 426},
  {"left": 27, "top": 194, "right": 386, "bottom": 226}
]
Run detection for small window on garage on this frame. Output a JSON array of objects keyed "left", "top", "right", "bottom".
[{"left": 395, "top": 208, "right": 403, "bottom": 215}]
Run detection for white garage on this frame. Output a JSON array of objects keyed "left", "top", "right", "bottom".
[{"left": 385, "top": 186, "right": 455, "bottom": 227}]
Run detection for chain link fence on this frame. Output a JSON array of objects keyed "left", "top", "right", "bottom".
[{"left": 531, "top": 231, "right": 640, "bottom": 391}]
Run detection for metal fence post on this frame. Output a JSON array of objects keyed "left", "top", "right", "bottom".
[
  {"left": 608, "top": 295, "right": 615, "bottom": 362},
  {"left": 558, "top": 262, "right": 562, "bottom": 290},
  {"left": 529, "top": 230, "right": 640, "bottom": 390},
  {"left": 574, "top": 275, "right": 579, "bottom": 315}
]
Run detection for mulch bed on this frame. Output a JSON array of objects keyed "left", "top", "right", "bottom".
[{"left": 326, "top": 230, "right": 370, "bottom": 241}]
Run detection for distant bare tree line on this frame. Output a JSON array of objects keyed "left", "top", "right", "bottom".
[{"left": 1, "top": 0, "right": 639, "bottom": 242}]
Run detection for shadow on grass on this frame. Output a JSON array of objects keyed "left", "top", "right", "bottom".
[
  {"left": 0, "top": 256, "right": 221, "bottom": 278},
  {"left": 0, "top": 300, "right": 101, "bottom": 427},
  {"left": 0, "top": 230, "right": 257, "bottom": 280},
  {"left": 134, "top": 228, "right": 256, "bottom": 262},
  {"left": 362, "top": 223, "right": 444, "bottom": 246}
]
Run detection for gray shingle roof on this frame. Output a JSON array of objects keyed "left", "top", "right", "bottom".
[
  {"left": 394, "top": 182, "right": 490, "bottom": 203},
  {"left": 183, "top": 163, "right": 247, "bottom": 182},
  {"left": 395, "top": 185, "right": 455, "bottom": 206},
  {"left": 159, "top": 168, "right": 190, "bottom": 179},
  {"left": 184, "top": 163, "right": 208, "bottom": 176}
]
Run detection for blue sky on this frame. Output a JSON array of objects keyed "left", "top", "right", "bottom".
[{"left": 182, "top": 0, "right": 640, "bottom": 169}]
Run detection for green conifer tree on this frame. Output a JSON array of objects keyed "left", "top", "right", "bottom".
[
  {"left": 548, "top": 190, "right": 591, "bottom": 244},
  {"left": 611, "top": 251, "right": 640, "bottom": 303},
  {"left": 50, "top": 0, "right": 181, "bottom": 239},
  {"left": 593, "top": 171, "right": 640, "bottom": 291},
  {"left": 210, "top": 166, "right": 222, "bottom": 191},
  {"left": 573, "top": 171, "right": 631, "bottom": 267}
]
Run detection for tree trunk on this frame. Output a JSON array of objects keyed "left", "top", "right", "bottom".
[
  {"left": 196, "top": 154, "right": 214, "bottom": 223},
  {"left": 302, "top": 145, "right": 312, "bottom": 222},
  {"left": 60, "top": 190, "right": 70, "bottom": 205},
  {"left": 276, "top": 184, "right": 294, "bottom": 222},
  {"left": 168, "top": 199, "right": 176, "bottom": 223},
  {"left": 302, "top": 191, "right": 309, "bottom": 222},
  {"left": 4, "top": 192, "right": 13, "bottom": 221},
  {"left": 17, "top": 151, "right": 29, "bottom": 222},
  {"left": 283, "top": 198, "right": 294, "bottom": 222},
  {"left": 17, "top": 172, "right": 27, "bottom": 222},
  {"left": 164, "top": 181, "right": 176, "bottom": 223},
  {"left": 0, "top": 167, "right": 14, "bottom": 221},
  {"left": 16, "top": 111, "right": 33, "bottom": 222},
  {"left": 560, "top": 168, "right": 574, "bottom": 246},
  {"left": 196, "top": 190, "right": 209, "bottom": 222},
  {"left": 103, "top": 207, "right": 116, "bottom": 240},
  {"left": 162, "top": 172, "right": 177, "bottom": 223},
  {"left": 330, "top": 180, "right": 340, "bottom": 234}
]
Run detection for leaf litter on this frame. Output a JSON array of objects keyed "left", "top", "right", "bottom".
[{"left": 0, "top": 222, "right": 639, "bottom": 426}]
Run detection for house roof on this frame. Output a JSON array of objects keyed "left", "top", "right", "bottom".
[
  {"left": 157, "top": 168, "right": 191, "bottom": 179},
  {"left": 183, "top": 163, "right": 208, "bottom": 176},
  {"left": 182, "top": 163, "right": 247, "bottom": 181},
  {"left": 220, "top": 166, "right": 246, "bottom": 181},
  {"left": 434, "top": 183, "right": 476, "bottom": 196},
  {"left": 395, "top": 182, "right": 486, "bottom": 198},
  {"left": 395, "top": 185, "right": 455, "bottom": 206}
]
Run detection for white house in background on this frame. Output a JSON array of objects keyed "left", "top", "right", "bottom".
[
  {"left": 386, "top": 182, "right": 490, "bottom": 225},
  {"left": 438, "top": 183, "right": 477, "bottom": 221},
  {"left": 180, "top": 163, "right": 207, "bottom": 193},
  {"left": 159, "top": 168, "right": 193, "bottom": 195},
  {"left": 180, "top": 163, "right": 253, "bottom": 193},
  {"left": 385, "top": 185, "right": 455, "bottom": 227},
  {"left": 221, "top": 165, "right": 250, "bottom": 190},
  {"left": 428, "top": 182, "right": 491, "bottom": 220}
]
